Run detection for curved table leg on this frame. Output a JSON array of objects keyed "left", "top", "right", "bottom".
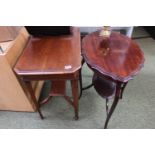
[
  {"left": 82, "top": 57, "right": 85, "bottom": 65},
  {"left": 104, "top": 82, "right": 122, "bottom": 129},
  {"left": 79, "top": 58, "right": 88, "bottom": 99},
  {"left": 106, "top": 98, "right": 109, "bottom": 117},
  {"left": 40, "top": 95, "right": 53, "bottom": 106},
  {"left": 120, "top": 82, "right": 128, "bottom": 99},
  {"left": 82, "top": 83, "right": 94, "bottom": 90},
  {"left": 79, "top": 68, "right": 83, "bottom": 99}
]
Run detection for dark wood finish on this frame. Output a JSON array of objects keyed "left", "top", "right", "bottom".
[
  {"left": 14, "top": 27, "right": 81, "bottom": 119},
  {"left": 82, "top": 31, "right": 145, "bottom": 82},
  {"left": 51, "top": 81, "right": 66, "bottom": 96},
  {"left": 40, "top": 80, "right": 66, "bottom": 106},
  {"left": 82, "top": 30, "right": 145, "bottom": 128},
  {"left": 15, "top": 27, "right": 81, "bottom": 76},
  {"left": 40, "top": 79, "right": 79, "bottom": 119},
  {"left": 104, "top": 82, "right": 122, "bottom": 129},
  {"left": 93, "top": 74, "right": 116, "bottom": 119},
  {"left": 71, "top": 79, "right": 79, "bottom": 120},
  {"left": 120, "top": 82, "right": 128, "bottom": 99},
  {"left": 93, "top": 74, "right": 116, "bottom": 99},
  {"left": 79, "top": 68, "right": 83, "bottom": 98}
]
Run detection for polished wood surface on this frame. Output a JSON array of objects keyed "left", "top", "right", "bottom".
[
  {"left": 14, "top": 27, "right": 81, "bottom": 119},
  {"left": 82, "top": 30, "right": 145, "bottom": 128},
  {"left": 93, "top": 74, "right": 116, "bottom": 99},
  {"left": 93, "top": 73, "right": 116, "bottom": 119},
  {"left": 82, "top": 31, "right": 145, "bottom": 82},
  {"left": 15, "top": 27, "right": 81, "bottom": 75}
]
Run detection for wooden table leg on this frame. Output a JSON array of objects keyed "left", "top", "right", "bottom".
[
  {"left": 40, "top": 95, "right": 52, "bottom": 106},
  {"left": 120, "top": 82, "right": 128, "bottom": 99},
  {"left": 71, "top": 79, "right": 79, "bottom": 120},
  {"left": 79, "top": 58, "right": 86, "bottom": 99},
  {"left": 82, "top": 83, "right": 94, "bottom": 90},
  {"left": 25, "top": 81, "right": 44, "bottom": 119},
  {"left": 79, "top": 68, "right": 83, "bottom": 99},
  {"left": 104, "top": 82, "right": 122, "bottom": 129},
  {"left": 79, "top": 70, "right": 94, "bottom": 98}
]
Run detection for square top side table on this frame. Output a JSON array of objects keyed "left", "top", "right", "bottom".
[{"left": 14, "top": 27, "right": 81, "bottom": 119}]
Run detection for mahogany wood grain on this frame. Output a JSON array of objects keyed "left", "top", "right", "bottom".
[
  {"left": 82, "top": 30, "right": 145, "bottom": 128},
  {"left": 14, "top": 27, "right": 81, "bottom": 119},
  {"left": 71, "top": 79, "right": 79, "bottom": 120},
  {"left": 82, "top": 31, "right": 145, "bottom": 82},
  {"left": 93, "top": 74, "right": 116, "bottom": 99},
  {"left": 40, "top": 80, "right": 66, "bottom": 106},
  {"left": 15, "top": 27, "right": 81, "bottom": 76}
]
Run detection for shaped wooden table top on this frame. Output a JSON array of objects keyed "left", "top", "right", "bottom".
[
  {"left": 14, "top": 27, "right": 81, "bottom": 120},
  {"left": 82, "top": 31, "right": 145, "bottom": 82},
  {"left": 14, "top": 27, "right": 81, "bottom": 76},
  {"left": 82, "top": 30, "right": 145, "bottom": 128}
]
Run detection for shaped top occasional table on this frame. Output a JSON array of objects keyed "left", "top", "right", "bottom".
[
  {"left": 82, "top": 30, "right": 145, "bottom": 128},
  {"left": 14, "top": 27, "right": 81, "bottom": 120}
]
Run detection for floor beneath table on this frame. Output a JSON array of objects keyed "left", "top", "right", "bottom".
[{"left": 0, "top": 26, "right": 155, "bottom": 129}]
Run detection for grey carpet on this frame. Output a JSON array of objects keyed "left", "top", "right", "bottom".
[{"left": 0, "top": 27, "right": 155, "bottom": 129}]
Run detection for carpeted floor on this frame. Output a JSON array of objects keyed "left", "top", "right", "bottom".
[{"left": 0, "top": 27, "right": 154, "bottom": 129}]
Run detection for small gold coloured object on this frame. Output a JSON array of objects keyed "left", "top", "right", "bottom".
[
  {"left": 99, "top": 26, "right": 111, "bottom": 55},
  {"left": 99, "top": 26, "right": 111, "bottom": 38}
]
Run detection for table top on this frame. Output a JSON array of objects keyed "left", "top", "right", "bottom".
[
  {"left": 82, "top": 31, "right": 145, "bottom": 82},
  {"left": 14, "top": 27, "right": 81, "bottom": 76}
]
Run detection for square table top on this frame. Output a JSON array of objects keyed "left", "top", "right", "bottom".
[{"left": 14, "top": 27, "right": 81, "bottom": 76}]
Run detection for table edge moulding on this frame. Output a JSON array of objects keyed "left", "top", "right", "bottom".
[
  {"left": 14, "top": 27, "right": 81, "bottom": 120},
  {"left": 82, "top": 30, "right": 145, "bottom": 128},
  {"left": 82, "top": 31, "right": 145, "bottom": 83}
]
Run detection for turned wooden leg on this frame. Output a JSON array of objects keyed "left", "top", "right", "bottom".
[
  {"left": 104, "top": 82, "right": 122, "bottom": 129},
  {"left": 71, "top": 79, "right": 79, "bottom": 120},
  {"left": 25, "top": 81, "right": 44, "bottom": 119},
  {"left": 79, "top": 58, "right": 86, "bottom": 99}
]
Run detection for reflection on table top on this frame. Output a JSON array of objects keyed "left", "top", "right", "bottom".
[
  {"left": 15, "top": 27, "right": 81, "bottom": 76},
  {"left": 82, "top": 31, "right": 145, "bottom": 82}
]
